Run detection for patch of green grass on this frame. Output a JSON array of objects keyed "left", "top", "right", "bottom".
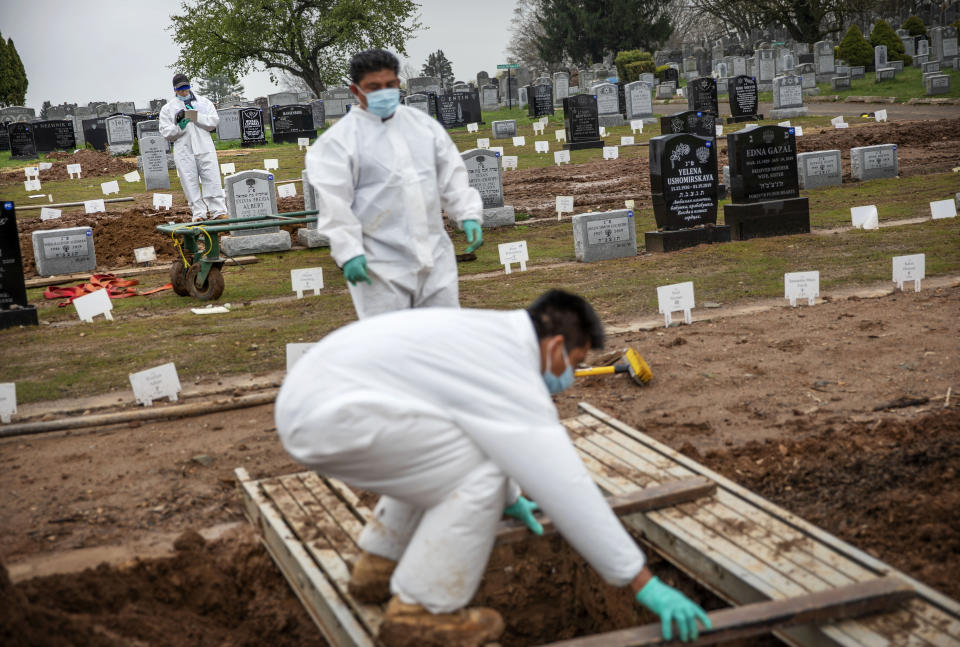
[{"left": 814, "top": 65, "right": 960, "bottom": 100}]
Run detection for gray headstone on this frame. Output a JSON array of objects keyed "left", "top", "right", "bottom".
[
  {"left": 797, "top": 150, "right": 842, "bottom": 189},
  {"left": 462, "top": 149, "right": 504, "bottom": 208},
  {"left": 140, "top": 134, "right": 171, "bottom": 190},
  {"left": 491, "top": 120, "right": 517, "bottom": 139},
  {"left": 404, "top": 93, "right": 429, "bottom": 113},
  {"left": 116, "top": 101, "right": 136, "bottom": 114},
  {"left": 298, "top": 169, "right": 329, "bottom": 248},
  {"left": 850, "top": 144, "right": 898, "bottom": 180},
  {"left": 624, "top": 81, "right": 653, "bottom": 120},
  {"left": 136, "top": 119, "right": 159, "bottom": 139},
  {"left": 656, "top": 84, "right": 675, "bottom": 99},
  {"left": 572, "top": 209, "right": 637, "bottom": 262},
  {"left": 943, "top": 26, "right": 958, "bottom": 63},
  {"left": 268, "top": 92, "right": 298, "bottom": 107},
  {"left": 68, "top": 115, "right": 85, "bottom": 148},
  {"left": 594, "top": 83, "right": 619, "bottom": 115},
  {"left": 831, "top": 76, "right": 851, "bottom": 90},
  {"left": 917, "top": 39, "right": 929, "bottom": 57},
  {"left": 890, "top": 60, "right": 904, "bottom": 73},
  {"left": 924, "top": 74, "right": 951, "bottom": 95},
  {"left": 757, "top": 48, "right": 776, "bottom": 85},
  {"left": 481, "top": 84, "right": 499, "bottom": 108},
  {"left": 216, "top": 108, "right": 242, "bottom": 141},
  {"left": 32, "top": 227, "right": 96, "bottom": 276},
  {"left": 310, "top": 99, "right": 326, "bottom": 129},
  {"left": 518, "top": 86, "right": 528, "bottom": 108},
  {"left": 876, "top": 67, "right": 896, "bottom": 82},
  {"left": 553, "top": 72, "right": 570, "bottom": 106},
  {"left": 732, "top": 56, "right": 747, "bottom": 76},
  {"left": 875, "top": 45, "right": 888, "bottom": 69},
  {"left": 321, "top": 87, "right": 355, "bottom": 118},
  {"left": 105, "top": 115, "right": 133, "bottom": 154},
  {"left": 408, "top": 77, "right": 442, "bottom": 95},
  {"left": 849, "top": 66, "right": 865, "bottom": 79},
  {"left": 771, "top": 75, "right": 807, "bottom": 117},
  {"left": 814, "top": 40, "right": 835, "bottom": 79},
  {"left": 224, "top": 170, "right": 279, "bottom": 234},
  {"left": 922, "top": 60, "right": 940, "bottom": 74}
]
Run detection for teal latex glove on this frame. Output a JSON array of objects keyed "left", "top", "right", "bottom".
[
  {"left": 177, "top": 118, "right": 189, "bottom": 130},
  {"left": 343, "top": 254, "right": 372, "bottom": 286},
  {"left": 635, "top": 577, "right": 712, "bottom": 642},
  {"left": 463, "top": 219, "right": 483, "bottom": 253},
  {"left": 504, "top": 495, "right": 543, "bottom": 535}
]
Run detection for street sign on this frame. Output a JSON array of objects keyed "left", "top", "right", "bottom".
[{"left": 497, "top": 63, "right": 520, "bottom": 70}]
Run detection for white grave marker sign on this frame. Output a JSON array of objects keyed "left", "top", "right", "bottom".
[
  {"left": 24, "top": 179, "right": 41, "bottom": 192},
  {"left": 38, "top": 162, "right": 52, "bottom": 170},
  {"left": 535, "top": 140, "right": 550, "bottom": 154},
  {"left": 123, "top": 170, "right": 141, "bottom": 183},
  {"left": 290, "top": 267, "right": 324, "bottom": 298},
  {"left": 264, "top": 158, "right": 279, "bottom": 170},
  {"left": 40, "top": 207, "right": 61, "bottom": 221},
  {"left": 73, "top": 288, "right": 113, "bottom": 323},
  {"left": 794, "top": 126, "right": 804, "bottom": 136},
  {"left": 24, "top": 166, "right": 39, "bottom": 178},
  {"left": 0, "top": 383, "right": 15, "bottom": 424},
  {"left": 286, "top": 343, "right": 315, "bottom": 371},
  {"left": 892, "top": 253, "right": 925, "bottom": 292},
  {"left": 875, "top": 109, "right": 888, "bottom": 122},
  {"left": 512, "top": 136, "right": 526, "bottom": 147},
  {"left": 277, "top": 183, "right": 297, "bottom": 198},
  {"left": 631, "top": 120, "right": 644, "bottom": 134},
  {"left": 498, "top": 240, "right": 529, "bottom": 274},
  {"left": 297, "top": 137, "right": 310, "bottom": 150},
  {"left": 501, "top": 155, "right": 518, "bottom": 170},
  {"left": 556, "top": 195, "right": 574, "bottom": 220},
  {"left": 134, "top": 246, "right": 157, "bottom": 264},
  {"left": 784, "top": 270, "right": 820, "bottom": 306},
  {"left": 129, "top": 362, "right": 181, "bottom": 406},
  {"left": 657, "top": 281, "right": 695, "bottom": 327},
  {"left": 477, "top": 137, "right": 490, "bottom": 149},
  {"left": 778, "top": 120, "right": 792, "bottom": 127},
  {"left": 490, "top": 146, "right": 504, "bottom": 156},
  {"left": 67, "top": 163, "right": 81, "bottom": 178},
  {"left": 533, "top": 123, "right": 545, "bottom": 135},
  {"left": 555, "top": 129, "right": 566, "bottom": 142},
  {"left": 467, "top": 122, "right": 479, "bottom": 133},
  {"left": 84, "top": 199, "right": 105, "bottom": 214},
  {"left": 554, "top": 150, "right": 571, "bottom": 165},
  {"left": 624, "top": 199, "right": 635, "bottom": 209},
  {"left": 851, "top": 205, "right": 879, "bottom": 229},
  {"left": 220, "top": 162, "right": 236, "bottom": 175},
  {"left": 930, "top": 199, "right": 957, "bottom": 219},
  {"left": 603, "top": 146, "right": 619, "bottom": 160},
  {"left": 101, "top": 180, "right": 120, "bottom": 195},
  {"left": 620, "top": 136, "right": 635, "bottom": 146},
  {"left": 153, "top": 193, "right": 173, "bottom": 210}
]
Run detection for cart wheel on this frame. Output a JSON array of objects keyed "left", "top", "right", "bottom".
[
  {"left": 186, "top": 263, "right": 225, "bottom": 301},
  {"left": 170, "top": 260, "right": 190, "bottom": 296}
]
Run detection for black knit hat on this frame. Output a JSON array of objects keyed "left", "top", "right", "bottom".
[{"left": 172, "top": 73, "right": 190, "bottom": 89}]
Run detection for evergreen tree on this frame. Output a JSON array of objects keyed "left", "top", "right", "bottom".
[
  {"left": 870, "top": 20, "right": 907, "bottom": 64},
  {"left": 837, "top": 24, "right": 872, "bottom": 68},
  {"left": 7, "top": 38, "right": 28, "bottom": 105},
  {"left": 421, "top": 50, "right": 454, "bottom": 86},
  {"left": 0, "top": 33, "right": 11, "bottom": 107},
  {"left": 40, "top": 100, "right": 51, "bottom": 119},
  {"left": 901, "top": 15, "right": 926, "bottom": 37},
  {"left": 198, "top": 73, "right": 244, "bottom": 103}
]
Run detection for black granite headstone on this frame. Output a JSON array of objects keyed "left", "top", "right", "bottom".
[
  {"left": 0, "top": 122, "right": 10, "bottom": 151},
  {"left": 661, "top": 67, "right": 680, "bottom": 86},
  {"left": 527, "top": 83, "right": 554, "bottom": 118},
  {"left": 435, "top": 89, "right": 482, "bottom": 128},
  {"left": 649, "top": 133, "right": 719, "bottom": 230},
  {"left": 686, "top": 77, "right": 719, "bottom": 115},
  {"left": 271, "top": 105, "right": 317, "bottom": 144},
  {"left": 32, "top": 120, "right": 76, "bottom": 153},
  {"left": 9, "top": 123, "right": 37, "bottom": 160},
  {"left": 562, "top": 94, "right": 604, "bottom": 150},
  {"left": 727, "top": 76, "right": 761, "bottom": 122},
  {"left": 0, "top": 201, "right": 39, "bottom": 329},
  {"left": 240, "top": 108, "right": 266, "bottom": 147},
  {"left": 659, "top": 110, "right": 716, "bottom": 138},
  {"left": 82, "top": 118, "right": 108, "bottom": 151},
  {"left": 617, "top": 82, "right": 627, "bottom": 116}
]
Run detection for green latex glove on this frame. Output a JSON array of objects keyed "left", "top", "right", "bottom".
[
  {"left": 504, "top": 495, "right": 543, "bottom": 535},
  {"left": 177, "top": 118, "right": 190, "bottom": 130},
  {"left": 463, "top": 219, "right": 483, "bottom": 253},
  {"left": 635, "top": 577, "right": 712, "bottom": 642},
  {"left": 343, "top": 254, "right": 372, "bottom": 286}
]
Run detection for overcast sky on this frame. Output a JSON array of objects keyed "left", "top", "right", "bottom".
[{"left": 0, "top": 0, "right": 518, "bottom": 109}]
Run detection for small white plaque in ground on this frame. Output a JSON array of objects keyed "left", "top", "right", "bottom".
[
  {"left": 599, "top": 126, "right": 607, "bottom": 137},
  {"left": 286, "top": 343, "right": 315, "bottom": 371},
  {"left": 264, "top": 158, "right": 279, "bottom": 170},
  {"left": 297, "top": 137, "right": 310, "bottom": 150},
  {"left": 38, "top": 162, "right": 52, "bottom": 171},
  {"left": 620, "top": 136, "right": 635, "bottom": 146},
  {"left": 24, "top": 179, "right": 41, "bottom": 192},
  {"left": 555, "top": 129, "right": 566, "bottom": 142},
  {"left": 624, "top": 199, "right": 635, "bottom": 209},
  {"left": 277, "top": 183, "right": 297, "bottom": 198},
  {"left": 784, "top": 271, "right": 820, "bottom": 306},
  {"left": 892, "top": 254, "right": 925, "bottom": 292},
  {"left": 603, "top": 146, "right": 619, "bottom": 160},
  {"left": 101, "top": 180, "right": 120, "bottom": 195},
  {"left": 535, "top": 140, "right": 550, "bottom": 153},
  {"left": 40, "top": 207, "right": 61, "bottom": 221},
  {"left": 851, "top": 205, "right": 879, "bottom": 229},
  {"left": 512, "top": 136, "right": 526, "bottom": 147},
  {"left": 290, "top": 267, "right": 323, "bottom": 298},
  {"left": 714, "top": 124, "right": 724, "bottom": 137},
  {"left": 830, "top": 116, "right": 846, "bottom": 128},
  {"left": 554, "top": 150, "right": 570, "bottom": 165},
  {"left": 490, "top": 146, "right": 504, "bottom": 157},
  {"left": 153, "top": 193, "right": 173, "bottom": 210},
  {"left": 794, "top": 126, "right": 804, "bottom": 136},
  {"left": 533, "top": 123, "right": 545, "bottom": 135},
  {"left": 556, "top": 195, "right": 574, "bottom": 219},
  {"left": 930, "top": 199, "right": 957, "bottom": 219},
  {"left": 84, "top": 199, "right": 105, "bottom": 214},
  {"left": 123, "top": 170, "right": 141, "bottom": 183},
  {"left": 631, "top": 120, "right": 644, "bottom": 133},
  {"left": 477, "top": 137, "right": 490, "bottom": 149},
  {"left": 778, "top": 120, "right": 791, "bottom": 127},
  {"left": 129, "top": 362, "right": 181, "bottom": 406},
  {"left": 875, "top": 109, "right": 888, "bottom": 122},
  {"left": 134, "top": 246, "right": 157, "bottom": 264},
  {"left": 467, "top": 122, "right": 478, "bottom": 133},
  {"left": 67, "top": 163, "right": 81, "bottom": 178},
  {"left": 501, "top": 155, "right": 518, "bottom": 170},
  {"left": 220, "top": 162, "right": 236, "bottom": 175},
  {"left": 0, "top": 382, "right": 15, "bottom": 424},
  {"left": 24, "top": 166, "right": 39, "bottom": 178},
  {"left": 657, "top": 281, "right": 695, "bottom": 327},
  {"left": 73, "top": 288, "right": 113, "bottom": 323},
  {"left": 498, "top": 240, "right": 529, "bottom": 274}
]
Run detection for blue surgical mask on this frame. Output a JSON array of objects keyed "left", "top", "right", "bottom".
[
  {"left": 359, "top": 87, "right": 400, "bottom": 119},
  {"left": 542, "top": 342, "right": 575, "bottom": 394}
]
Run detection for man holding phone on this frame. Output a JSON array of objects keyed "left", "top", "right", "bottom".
[{"left": 159, "top": 73, "right": 228, "bottom": 222}]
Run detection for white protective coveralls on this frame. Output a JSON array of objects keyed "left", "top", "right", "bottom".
[
  {"left": 304, "top": 104, "right": 483, "bottom": 319},
  {"left": 275, "top": 307, "right": 646, "bottom": 613},
  {"left": 159, "top": 93, "right": 227, "bottom": 221}
]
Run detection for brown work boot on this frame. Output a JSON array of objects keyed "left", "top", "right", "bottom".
[
  {"left": 379, "top": 596, "right": 505, "bottom": 647},
  {"left": 347, "top": 551, "right": 396, "bottom": 604},
  {"left": 212, "top": 213, "right": 229, "bottom": 220}
]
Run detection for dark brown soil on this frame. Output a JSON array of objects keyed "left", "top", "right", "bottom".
[{"left": 1, "top": 150, "right": 138, "bottom": 186}]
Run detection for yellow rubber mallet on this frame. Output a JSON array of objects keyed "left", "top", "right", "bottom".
[{"left": 575, "top": 347, "right": 653, "bottom": 386}]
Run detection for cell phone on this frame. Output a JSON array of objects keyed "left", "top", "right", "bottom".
[{"left": 185, "top": 109, "right": 198, "bottom": 123}]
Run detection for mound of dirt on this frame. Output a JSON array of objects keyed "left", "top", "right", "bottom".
[
  {"left": 684, "top": 408, "right": 960, "bottom": 600},
  {"left": 1, "top": 150, "right": 138, "bottom": 186}
]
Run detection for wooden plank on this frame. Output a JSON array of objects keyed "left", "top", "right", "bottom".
[
  {"left": 301, "top": 472, "right": 367, "bottom": 546},
  {"left": 234, "top": 468, "right": 374, "bottom": 647},
  {"left": 495, "top": 477, "right": 716, "bottom": 544},
  {"left": 539, "top": 577, "right": 916, "bottom": 647}
]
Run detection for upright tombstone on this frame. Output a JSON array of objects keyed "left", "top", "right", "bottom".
[
  {"left": 553, "top": 71, "right": 570, "bottom": 106},
  {"left": 105, "top": 114, "right": 134, "bottom": 154},
  {"left": 491, "top": 120, "right": 517, "bottom": 139},
  {"left": 309, "top": 99, "right": 326, "bottom": 129},
  {"left": 461, "top": 149, "right": 515, "bottom": 227},
  {"left": 481, "top": 84, "right": 499, "bottom": 109},
  {"left": 240, "top": 108, "right": 266, "bottom": 147},
  {"left": 724, "top": 125, "right": 810, "bottom": 240},
  {"left": 216, "top": 108, "right": 242, "bottom": 141},
  {"left": 593, "top": 82, "right": 624, "bottom": 127},
  {"left": 727, "top": 75, "right": 762, "bottom": 122},
  {"left": 116, "top": 101, "right": 136, "bottom": 114},
  {"left": 221, "top": 170, "right": 291, "bottom": 255},
  {"left": 659, "top": 110, "right": 716, "bottom": 138},
  {"left": 271, "top": 105, "right": 316, "bottom": 144},
  {"left": 8, "top": 123, "right": 37, "bottom": 160},
  {"left": 732, "top": 56, "right": 747, "bottom": 77},
  {"left": 572, "top": 209, "right": 638, "bottom": 262},
  {"left": 562, "top": 94, "right": 604, "bottom": 150},
  {"left": 797, "top": 150, "right": 842, "bottom": 189},
  {"left": 407, "top": 77, "right": 442, "bottom": 96},
  {"left": 404, "top": 93, "right": 430, "bottom": 113},
  {"left": 686, "top": 77, "right": 719, "bottom": 115},
  {"left": 268, "top": 91, "right": 299, "bottom": 107},
  {"left": 0, "top": 201, "right": 39, "bottom": 329},
  {"left": 624, "top": 81, "right": 655, "bottom": 123},
  {"left": 770, "top": 75, "right": 808, "bottom": 118},
  {"left": 814, "top": 41, "right": 835, "bottom": 82},
  {"left": 82, "top": 117, "right": 108, "bottom": 151},
  {"left": 298, "top": 170, "right": 329, "bottom": 248},
  {"left": 646, "top": 133, "right": 729, "bottom": 252},
  {"left": 527, "top": 83, "right": 554, "bottom": 118},
  {"left": 435, "top": 89, "right": 482, "bottom": 129},
  {"left": 756, "top": 48, "right": 776, "bottom": 90},
  {"left": 0, "top": 122, "right": 9, "bottom": 152},
  {"left": 135, "top": 118, "right": 160, "bottom": 140},
  {"left": 924, "top": 74, "right": 951, "bottom": 95},
  {"left": 942, "top": 26, "right": 958, "bottom": 66},
  {"left": 140, "top": 134, "right": 171, "bottom": 190},
  {"left": 850, "top": 144, "right": 898, "bottom": 180},
  {"left": 661, "top": 67, "right": 680, "bottom": 87},
  {"left": 31, "top": 226, "right": 97, "bottom": 276},
  {"left": 321, "top": 87, "right": 356, "bottom": 118},
  {"left": 32, "top": 120, "right": 76, "bottom": 153}
]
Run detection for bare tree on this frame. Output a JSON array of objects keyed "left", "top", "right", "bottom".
[{"left": 505, "top": 0, "right": 554, "bottom": 70}]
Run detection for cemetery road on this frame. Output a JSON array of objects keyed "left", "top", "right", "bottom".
[{"left": 755, "top": 100, "right": 960, "bottom": 121}]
